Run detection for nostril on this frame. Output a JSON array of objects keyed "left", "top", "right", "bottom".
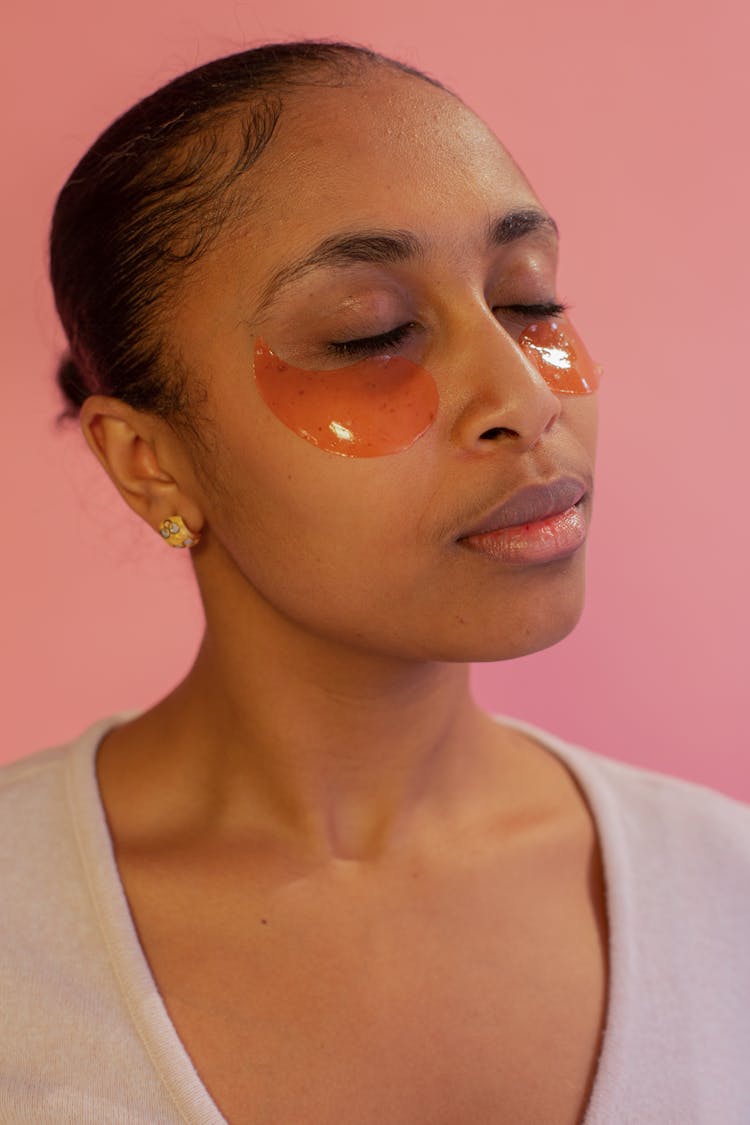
[{"left": 479, "top": 426, "right": 515, "bottom": 441}]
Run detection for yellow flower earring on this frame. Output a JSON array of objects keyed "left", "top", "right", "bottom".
[{"left": 158, "top": 515, "right": 201, "bottom": 549}]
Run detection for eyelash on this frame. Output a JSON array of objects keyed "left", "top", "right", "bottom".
[{"left": 328, "top": 302, "right": 569, "bottom": 357}]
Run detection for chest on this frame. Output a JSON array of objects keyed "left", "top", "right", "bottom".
[{"left": 116, "top": 832, "right": 608, "bottom": 1125}]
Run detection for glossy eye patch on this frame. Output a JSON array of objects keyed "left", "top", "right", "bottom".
[
  {"left": 253, "top": 337, "right": 440, "bottom": 458},
  {"left": 517, "top": 318, "right": 602, "bottom": 394}
]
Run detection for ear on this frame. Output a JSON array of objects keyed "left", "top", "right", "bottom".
[{"left": 79, "top": 395, "right": 204, "bottom": 535}]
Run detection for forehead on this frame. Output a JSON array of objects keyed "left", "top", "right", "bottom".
[{"left": 234, "top": 71, "right": 541, "bottom": 253}]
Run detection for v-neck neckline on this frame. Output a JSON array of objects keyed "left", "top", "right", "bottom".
[{"left": 66, "top": 710, "right": 627, "bottom": 1125}]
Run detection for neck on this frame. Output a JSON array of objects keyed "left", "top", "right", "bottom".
[
  {"left": 122, "top": 554, "right": 525, "bottom": 863},
  {"left": 160, "top": 623, "right": 492, "bottom": 860}
]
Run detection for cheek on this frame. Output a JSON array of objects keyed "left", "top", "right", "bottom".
[
  {"left": 253, "top": 337, "right": 439, "bottom": 457},
  {"left": 209, "top": 377, "right": 422, "bottom": 574},
  {"left": 205, "top": 414, "right": 426, "bottom": 643},
  {"left": 561, "top": 393, "right": 599, "bottom": 464}
]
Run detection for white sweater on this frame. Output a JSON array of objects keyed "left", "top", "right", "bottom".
[{"left": 1, "top": 711, "right": 749, "bottom": 1124}]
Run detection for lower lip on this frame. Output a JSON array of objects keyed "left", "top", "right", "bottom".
[{"left": 459, "top": 502, "right": 588, "bottom": 565}]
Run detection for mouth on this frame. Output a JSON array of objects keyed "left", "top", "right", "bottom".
[{"left": 456, "top": 477, "right": 590, "bottom": 566}]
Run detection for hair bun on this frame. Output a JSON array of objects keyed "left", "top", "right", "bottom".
[{"left": 55, "top": 353, "right": 90, "bottom": 417}]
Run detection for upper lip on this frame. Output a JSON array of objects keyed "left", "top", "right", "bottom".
[{"left": 457, "top": 476, "right": 588, "bottom": 538}]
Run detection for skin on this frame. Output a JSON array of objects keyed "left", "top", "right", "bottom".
[{"left": 78, "top": 68, "right": 604, "bottom": 1123}]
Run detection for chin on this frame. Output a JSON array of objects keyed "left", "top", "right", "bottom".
[
  {"left": 417, "top": 557, "right": 588, "bottom": 664},
  {"left": 473, "top": 604, "right": 584, "bottom": 663}
]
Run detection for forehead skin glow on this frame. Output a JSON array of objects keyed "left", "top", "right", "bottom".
[{"left": 202, "top": 71, "right": 558, "bottom": 316}]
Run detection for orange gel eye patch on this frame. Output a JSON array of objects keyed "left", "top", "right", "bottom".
[
  {"left": 517, "top": 318, "right": 602, "bottom": 394},
  {"left": 253, "top": 337, "right": 439, "bottom": 458}
]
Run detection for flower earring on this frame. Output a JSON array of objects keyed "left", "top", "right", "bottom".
[{"left": 158, "top": 515, "right": 201, "bottom": 549}]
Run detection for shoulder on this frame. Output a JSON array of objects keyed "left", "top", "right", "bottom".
[
  {"left": 569, "top": 737, "right": 750, "bottom": 864},
  {"left": 0, "top": 713, "right": 188, "bottom": 1122},
  {"left": 0, "top": 739, "right": 76, "bottom": 866},
  {"left": 0, "top": 712, "right": 131, "bottom": 814},
  {"left": 0, "top": 710, "right": 141, "bottom": 981},
  {"left": 504, "top": 722, "right": 750, "bottom": 1113},
  {"left": 1, "top": 711, "right": 141, "bottom": 787},
  {"left": 0, "top": 711, "right": 141, "bottom": 880},
  {"left": 500, "top": 714, "right": 750, "bottom": 888},
  {"left": 513, "top": 713, "right": 749, "bottom": 825}
]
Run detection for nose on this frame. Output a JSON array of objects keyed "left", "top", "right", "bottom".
[{"left": 447, "top": 314, "right": 563, "bottom": 454}]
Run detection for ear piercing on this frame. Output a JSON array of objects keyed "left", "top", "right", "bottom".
[{"left": 158, "top": 515, "right": 201, "bottom": 548}]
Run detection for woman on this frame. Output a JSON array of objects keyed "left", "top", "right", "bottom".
[{"left": 2, "top": 40, "right": 748, "bottom": 1125}]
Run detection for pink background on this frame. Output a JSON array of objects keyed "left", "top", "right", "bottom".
[{"left": 3, "top": 0, "right": 749, "bottom": 798}]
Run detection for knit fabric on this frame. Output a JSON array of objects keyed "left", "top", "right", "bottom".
[{"left": 2, "top": 711, "right": 749, "bottom": 1124}]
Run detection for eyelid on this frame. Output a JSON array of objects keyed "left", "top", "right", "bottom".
[
  {"left": 501, "top": 301, "right": 569, "bottom": 318},
  {"left": 328, "top": 322, "right": 415, "bottom": 357},
  {"left": 327, "top": 301, "right": 569, "bottom": 359}
]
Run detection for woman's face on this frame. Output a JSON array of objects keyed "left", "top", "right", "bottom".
[{"left": 169, "top": 70, "right": 598, "bottom": 662}]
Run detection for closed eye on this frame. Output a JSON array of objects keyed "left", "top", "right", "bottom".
[
  {"left": 501, "top": 301, "right": 569, "bottom": 319},
  {"left": 327, "top": 302, "right": 569, "bottom": 359},
  {"left": 327, "top": 323, "right": 415, "bottom": 357}
]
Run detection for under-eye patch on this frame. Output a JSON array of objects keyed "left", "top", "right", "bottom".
[
  {"left": 253, "top": 337, "right": 440, "bottom": 458},
  {"left": 253, "top": 319, "right": 600, "bottom": 459},
  {"left": 517, "top": 318, "right": 602, "bottom": 394}
]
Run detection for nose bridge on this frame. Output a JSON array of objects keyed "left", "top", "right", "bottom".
[{"left": 444, "top": 306, "right": 562, "bottom": 451}]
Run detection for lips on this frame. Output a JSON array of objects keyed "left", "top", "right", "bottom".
[{"left": 457, "top": 476, "right": 587, "bottom": 539}]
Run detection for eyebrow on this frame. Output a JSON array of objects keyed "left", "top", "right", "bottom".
[
  {"left": 254, "top": 207, "right": 558, "bottom": 314},
  {"left": 488, "top": 208, "right": 558, "bottom": 245}
]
